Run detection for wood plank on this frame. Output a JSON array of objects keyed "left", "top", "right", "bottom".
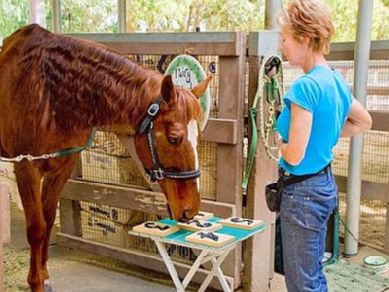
[
  {"left": 385, "top": 203, "right": 389, "bottom": 252},
  {"left": 327, "top": 40, "right": 389, "bottom": 61},
  {"left": 243, "top": 56, "right": 276, "bottom": 292},
  {"left": 335, "top": 175, "right": 389, "bottom": 202},
  {"left": 370, "top": 111, "right": 389, "bottom": 132},
  {"left": 60, "top": 179, "right": 236, "bottom": 218},
  {"left": 56, "top": 232, "right": 237, "bottom": 290},
  {"left": 66, "top": 32, "right": 244, "bottom": 56},
  {"left": 216, "top": 39, "right": 246, "bottom": 205},
  {"left": 214, "top": 34, "right": 246, "bottom": 289},
  {"left": 203, "top": 118, "right": 237, "bottom": 144},
  {"left": 59, "top": 199, "right": 82, "bottom": 236},
  {"left": 248, "top": 31, "right": 281, "bottom": 57},
  {"left": 0, "top": 184, "right": 10, "bottom": 244}
]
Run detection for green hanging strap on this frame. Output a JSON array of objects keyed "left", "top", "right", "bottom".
[
  {"left": 56, "top": 127, "right": 97, "bottom": 158},
  {"left": 241, "top": 55, "right": 284, "bottom": 191}
]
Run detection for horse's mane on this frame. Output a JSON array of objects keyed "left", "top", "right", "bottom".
[{"left": 6, "top": 24, "right": 163, "bottom": 134}]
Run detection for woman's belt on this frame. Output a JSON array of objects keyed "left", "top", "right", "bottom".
[{"left": 279, "top": 164, "right": 331, "bottom": 188}]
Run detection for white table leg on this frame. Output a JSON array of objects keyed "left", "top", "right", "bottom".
[
  {"left": 154, "top": 240, "right": 185, "bottom": 292},
  {"left": 212, "top": 256, "right": 232, "bottom": 292},
  {"left": 198, "top": 247, "right": 233, "bottom": 292},
  {"left": 182, "top": 249, "right": 210, "bottom": 289}
]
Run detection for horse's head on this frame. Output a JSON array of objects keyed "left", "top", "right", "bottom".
[{"left": 134, "top": 75, "right": 212, "bottom": 222}]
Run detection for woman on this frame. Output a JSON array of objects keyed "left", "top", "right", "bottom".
[{"left": 277, "top": 0, "right": 372, "bottom": 291}]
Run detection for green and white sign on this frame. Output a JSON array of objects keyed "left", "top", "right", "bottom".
[{"left": 165, "top": 54, "right": 211, "bottom": 131}]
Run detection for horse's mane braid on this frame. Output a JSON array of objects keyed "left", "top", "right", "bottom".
[{"left": 18, "top": 25, "right": 162, "bottom": 133}]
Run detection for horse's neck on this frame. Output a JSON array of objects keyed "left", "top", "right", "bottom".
[{"left": 49, "top": 51, "right": 162, "bottom": 133}]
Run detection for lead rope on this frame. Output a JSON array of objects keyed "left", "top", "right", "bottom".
[
  {"left": 0, "top": 128, "right": 96, "bottom": 162},
  {"left": 241, "top": 54, "right": 284, "bottom": 191}
]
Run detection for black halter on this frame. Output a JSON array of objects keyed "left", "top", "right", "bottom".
[{"left": 138, "top": 96, "right": 201, "bottom": 182}]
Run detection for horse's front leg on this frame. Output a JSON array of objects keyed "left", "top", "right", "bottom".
[
  {"left": 14, "top": 161, "right": 46, "bottom": 292},
  {"left": 41, "top": 157, "right": 77, "bottom": 283}
]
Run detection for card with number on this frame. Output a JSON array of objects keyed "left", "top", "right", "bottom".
[
  {"left": 219, "top": 217, "right": 263, "bottom": 230},
  {"left": 177, "top": 219, "right": 222, "bottom": 232},
  {"left": 193, "top": 211, "right": 214, "bottom": 221},
  {"left": 186, "top": 231, "right": 235, "bottom": 247},
  {"left": 132, "top": 221, "right": 179, "bottom": 237}
]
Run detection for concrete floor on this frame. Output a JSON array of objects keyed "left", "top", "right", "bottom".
[{"left": 3, "top": 201, "right": 389, "bottom": 291}]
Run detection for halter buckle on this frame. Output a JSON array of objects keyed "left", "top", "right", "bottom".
[
  {"left": 151, "top": 168, "right": 165, "bottom": 181},
  {"left": 147, "top": 103, "right": 160, "bottom": 116}
]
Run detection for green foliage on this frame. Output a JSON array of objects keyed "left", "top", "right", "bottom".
[
  {"left": 0, "top": 0, "right": 388, "bottom": 42},
  {"left": 61, "top": 0, "right": 118, "bottom": 33},
  {"left": 0, "top": 0, "right": 29, "bottom": 39}
]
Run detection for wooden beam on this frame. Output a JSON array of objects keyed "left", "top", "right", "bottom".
[
  {"left": 203, "top": 118, "right": 237, "bottom": 144},
  {"left": 385, "top": 203, "right": 389, "bottom": 252},
  {"left": 59, "top": 199, "right": 82, "bottom": 236},
  {"left": 243, "top": 55, "right": 276, "bottom": 292},
  {"left": 66, "top": 32, "right": 245, "bottom": 56},
  {"left": 327, "top": 40, "right": 389, "bottom": 61},
  {"left": 370, "top": 110, "right": 389, "bottom": 132},
  {"left": 60, "top": 179, "right": 237, "bottom": 218},
  {"left": 248, "top": 31, "right": 281, "bottom": 57},
  {"left": 335, "top": 175, "right": 389, "bottom": 202},
  {"left": 56, "top": 232, "right": 236, "bottom": 290}
]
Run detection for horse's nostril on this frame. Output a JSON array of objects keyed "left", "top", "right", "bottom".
[{"left": 183, "top": 209, "right": 191, "bottom": 220}]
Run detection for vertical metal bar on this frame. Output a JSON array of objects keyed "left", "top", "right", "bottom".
[
  {"left": 265, "top": 0, "right": 282, "bottom": 30},
  {"left": 29, "top": 0, "right": 46, "bottom": 27},
  {"left": 344, "top": 0, "right": 374, "bottom": 256},
  {"left": 52, "top": 0, "right": 61, "bottom": 33},
  {"left": 118, "top": 0, "right": 127, "bottom": 33}
]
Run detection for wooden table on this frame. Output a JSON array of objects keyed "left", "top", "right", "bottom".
[{"left": 129, "top": 217, "right": 268, "bottom": 292}]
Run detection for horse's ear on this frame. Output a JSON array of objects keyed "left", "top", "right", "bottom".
[
  {"left": 191, "top": 75, "right": 212, "bottom": 99},
  {"left": 161, "top": 75, "right": 177, "bottom": 106}
]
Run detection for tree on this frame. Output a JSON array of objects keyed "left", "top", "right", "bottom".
[
  {"left": 0, "top": 0, "right": 29, "bottom": 39},
  {"left": 0, "top": 0, "right": 388, "bottom": 41}
]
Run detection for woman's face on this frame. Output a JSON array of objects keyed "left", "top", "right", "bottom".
[{"left": 280, "top": 26, "right": 310, "bottom": 67}]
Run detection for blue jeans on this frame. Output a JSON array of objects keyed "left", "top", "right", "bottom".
[{"left": 280, "top": 167, "right": 337, "bottom": 292}]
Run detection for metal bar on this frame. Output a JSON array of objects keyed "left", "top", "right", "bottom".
[
  {"left": 117, "top": 0, "right": 126, "bottom": 33},
  {"left": 265, "top": 0, "right": 282, "bottom": 30},
  {"left": 344, "top": 0, "right": 374, "bottom": 257},
  {"left": 29, "top": 0, "right": 46, "bottom": 27},
  {"left": 51, "top": 0, "right": 61, "bottom": 33}
]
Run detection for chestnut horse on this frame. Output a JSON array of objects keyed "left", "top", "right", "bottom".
[{"left": 0, "top": 24, "right": 211, "bottom": 292}]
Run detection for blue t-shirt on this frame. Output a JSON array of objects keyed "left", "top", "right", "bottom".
[{"left": 276, "top": 65, "right": 353, "bottom": 175}]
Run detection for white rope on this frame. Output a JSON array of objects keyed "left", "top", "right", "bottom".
[
  {"left": 0, "top": 152, "right": 59, "bottom": 162},
  {"left": 255, "top": 54, "right": 284, "bottom": 161}
]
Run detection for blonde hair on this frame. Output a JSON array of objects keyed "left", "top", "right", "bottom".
[{"left": 279, "top": 0, "right": 335, "bottom": 55}]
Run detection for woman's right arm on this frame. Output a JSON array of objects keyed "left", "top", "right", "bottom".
[{"left": 341, "top": 99, "right": 372, "bottom": 137}]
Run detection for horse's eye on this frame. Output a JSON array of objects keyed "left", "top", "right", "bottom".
[{"left": 167, "top": 136, "right": 182, "bottom": 146}]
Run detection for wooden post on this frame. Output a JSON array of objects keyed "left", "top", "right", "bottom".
[
  {"left": 385, "top": 203, "right": 389, "bottom": 252},
  {"left": 118, "top": 0, "right": 127, "bottom": 33},
  {"left": 60, "top": 161, "right": 82, "bottom": 236},
  {"left": 51, "top": 0, "right": 61, "bottom": 33},
  {"left": 0, "top": 183, "right": 11, "bottom": 291},
  {"left": 244, "top": 31, "right": 280, "bottom": 292},
  {"left": 216, "top": 32, "right": 246, "bottom": 288},
  {"left": 29, "top": 0, "right": 46, "bottom": 27}
]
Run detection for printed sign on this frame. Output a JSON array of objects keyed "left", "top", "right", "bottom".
[{"left": 165, "top": 54, "right": 211, "bottom": 131}]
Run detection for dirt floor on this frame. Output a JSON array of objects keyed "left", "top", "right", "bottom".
[{"left": 3, "top": 202, "right": 389, "bottom": 292}]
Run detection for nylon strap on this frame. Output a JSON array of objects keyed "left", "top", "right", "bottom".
[{"left": 241, "top": 55, "right": 284, "bottom": 191}]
